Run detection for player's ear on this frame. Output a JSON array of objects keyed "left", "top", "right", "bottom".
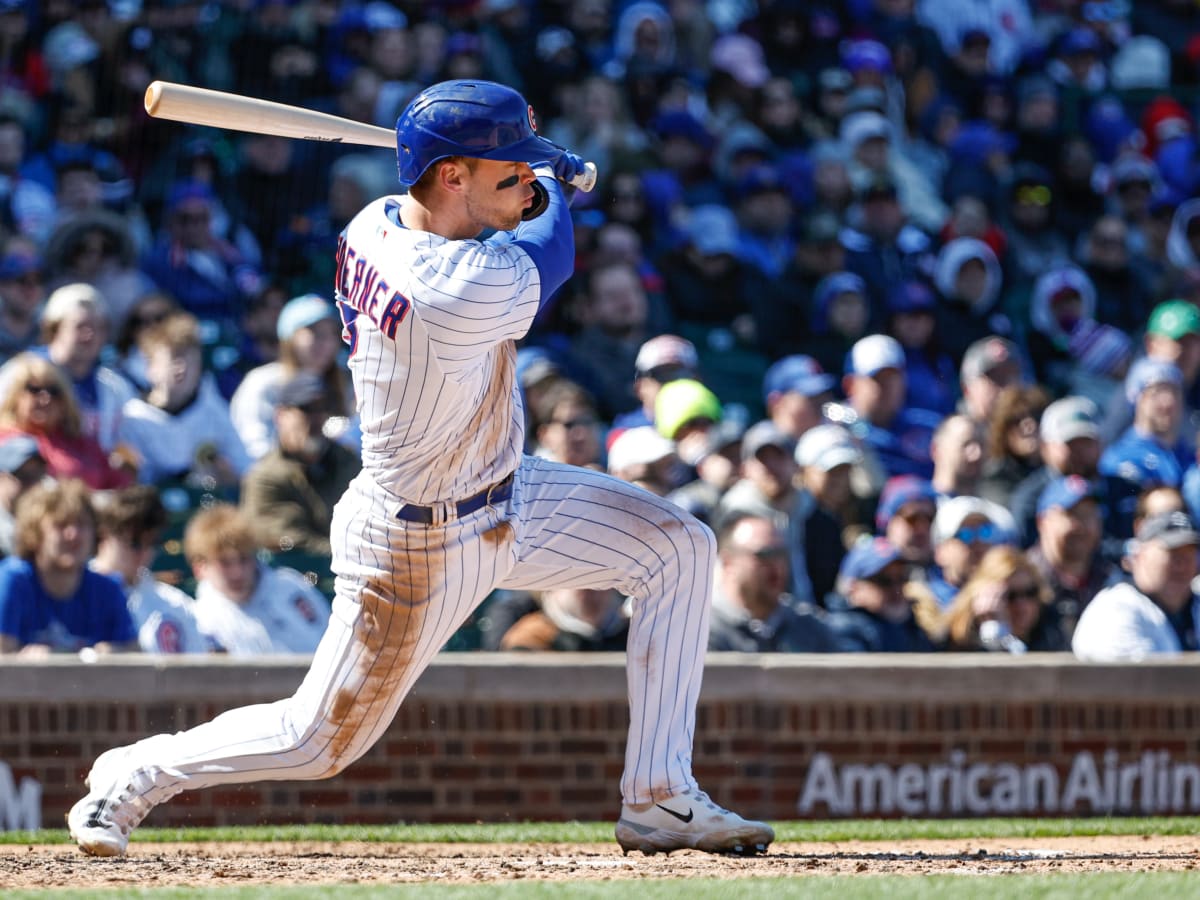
[{"left": 437, "top": 159, "right": 468, "bottom": 193}]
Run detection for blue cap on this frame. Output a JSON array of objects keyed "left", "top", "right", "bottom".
[
  {"left": 1037, "top": 475, "right": 1101, "bottom": 516},
  {"left": 515, "top": 346, "right": 561, "bottom": 388},
  {"left": 166, "top": 179, "right": 215, "bottom": 211},
  {"left": 735, "top": 164, "right": 786, "bottom": 198},
  {"left": 839, "top": 536, "right": 903, "bottom": 581},
  {"left": 763, "top": 354, "right": 835, "bottom": 400},
  {"left": 277, "top": 293, "right": 338, "bottom": 341},
  {"left": 950, "top": 121, "right": 1017, "bottom": 165},
  {"left": 1060, "top": 27, "right": 1103, "bottom": 56},
  {"left": 842, "top": 39, "right": 892, "bottom": 73},
  {"left": 1124, "top": 357, "right": 1183, "bottom": 404},
  {"left": 814, "top": 271, "right": 867, "bottom": 313},
  {"left": 0, "top": 249, "right": 40, "bottom": 280},
  {"left": 649, "top": 109, "right": 713, "bottom": 148},
  {"left": 875, "top": 475, "right": 937, "bottom": 531},
  {"left": 887, "top": 280, "right": 936, "bottom": 314}
]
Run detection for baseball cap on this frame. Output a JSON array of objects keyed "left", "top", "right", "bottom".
[
  {"left": 875, "top": 475, "right": 937, "bottom": 531},
  {"left": 0, "top": 433, "right": 40, "bottom": 474},
  {"left": 794, "top": 423, "right": 861, "bottom": 471},
  {"left": 1039, "top": 396, "right": 1101, "bottom": 444},
  {"left": 814, "top": 271, "right": 866, "bottom": 314},
  {"left": 840, "top": 111, "right": 892, "bottom": 152},
  {"left": 606, "top": 426, "right": 676, "bottom": 474},
  {"left": 961, "top": 336, "right": 1020, "bottom": 382},
  {"left": 276, "top": 372, "right": 327, "bottom": 409},
  {"left": 818, "top": 67, "right": 854, "bottom": 93},
  {"left": 735, "top": 164, "right": 787, "bottom": 199},
  {"left": 1147, "top": 300, "right": 1200, "bottom": 340},
  {"left": 699, "top": 417, "right": 746, "bottom": 460},
  {"left": 1135, "top": 510, "right": 1200, "bottom": 548},
  {"left": 277, "top": 294, "right": 338, "bottom": 341},
  {"left": 846, "top": 334, "right": 905, "bottom": 377},
  {"left": 932, "top": 495, "right": 1015, "bottom": 545},
  {"left": 710, "top": 33, "right": 769, "bottom": 88},
  {"left": 0, "top": 249, "right": 41, "bottom": 280},
  {"left": 42, "top": 282, "right": 107, "bottom": 325},
  {"left": 763, "top": 354, "right": 835, "bottom": 401},
  {"left": 515, "top": 346, "right": 560, "bottom": 389},
  {"left": 841, "top": 38, "right": 892, "bottom": 74},
  {"left": 685, "top": 204, "right": 739, "bottom": 257},
  {"left": 1037, "top": 475, "right": 1102, "bottom": 517},
  {"left": 838, "top": 536, "right": 902, "bottom": 581},
  {"left": 1124, "top": 356, "right": 1183, "bottom": 405},
  {"left": 654, "top": 379, "right": 722, "bottom": 440},
  {"left": 1111, "top": 154, "right": 1158, "bottom": 187},
  {"left": 886, "top": 280, "right": 936, "bottom": 315},
  {"left": 740, "top": 419, "right": 796, "bottom": 463},
  {"left": 635, "top": 335, "right": 698, "bottom": 377}
]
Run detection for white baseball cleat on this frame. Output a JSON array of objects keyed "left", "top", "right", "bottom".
[
  {"left": 615, "top": 789, "right": 774, "bottom": 856},
  {"left": 66, "top": 746, "right": 154, "bottom": 857}
]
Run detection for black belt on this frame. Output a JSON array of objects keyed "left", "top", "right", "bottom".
[{"left": 395, "top": 474, "right": 514, "bottom": 524}]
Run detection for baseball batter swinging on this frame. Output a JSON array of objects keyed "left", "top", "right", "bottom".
[{"left": 68, "top": 80, "right": 773, "bottom": 858}]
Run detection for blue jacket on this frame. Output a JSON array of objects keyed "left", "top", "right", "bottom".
[{"left": 1099, "top": 426, "right": 1187, "bottom": 489}]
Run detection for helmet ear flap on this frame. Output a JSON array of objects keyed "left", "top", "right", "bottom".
[{"left": 522, "top": 180, "right": 549, "bottom": 221}]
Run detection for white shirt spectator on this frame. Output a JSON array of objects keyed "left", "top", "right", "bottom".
[
  {"left": 230, "top": 361, "right": 361, "bottom": 460},
  {"left": 118, "top": 374, "right": 251, "bottom": 484},
  {"left": 192, "top": 564, "right": 329, "bottom": 656},
  {"left": 916, "top": 0, "right": 1035, "bottom": 74},
  {"left": 1071, "top": 581, "right": 1194, "bottom": 661},
  {"left": 121, "top": 570, "right": 215, "bottom": 654}
]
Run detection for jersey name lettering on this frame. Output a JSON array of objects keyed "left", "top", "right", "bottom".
[{"left": 335, "top": 235, "right": 410, "bottom": 338}]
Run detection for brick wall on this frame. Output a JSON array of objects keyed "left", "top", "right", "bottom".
[{"left": 3, "top": 655, "right": 1200, "bottom": 830}]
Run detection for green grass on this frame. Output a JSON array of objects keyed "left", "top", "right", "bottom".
[
  {"left": 6, "top": 815, "right": 1200, "bottom": 846},
  {"left": 6, "top": 874, "right": 1200, "bottom": 899}
]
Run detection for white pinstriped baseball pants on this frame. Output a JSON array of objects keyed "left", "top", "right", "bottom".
[{"left": 119, "top": 454, "right": 715, "bottom": 811}]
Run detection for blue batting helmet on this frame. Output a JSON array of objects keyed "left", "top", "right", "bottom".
[{"left": 395, "top": 80, "right": 562, "bottom": 187}]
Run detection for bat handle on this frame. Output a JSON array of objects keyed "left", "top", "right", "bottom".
[{"left": 568, "top": 162, "right": 597, "bottom": 193}]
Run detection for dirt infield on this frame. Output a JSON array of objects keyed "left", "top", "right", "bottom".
[{"left": 1, "top": 835, "right": 1197, "bottom": 887}]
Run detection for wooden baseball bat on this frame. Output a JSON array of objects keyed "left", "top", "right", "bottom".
[{"left": 143, "top": 81, "right": 598, "bottom": 192}]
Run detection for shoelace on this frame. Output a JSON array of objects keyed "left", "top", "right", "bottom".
[
  {"left": 688, "top": 790, "right": 732, "bottom": 817},
  {"left": 92, "top": 772, "right": 155, "bottom": 836}
]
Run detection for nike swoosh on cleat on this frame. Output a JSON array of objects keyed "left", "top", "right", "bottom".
[{"left": 655, "top": 803, "right": 694, "bottom": 823}]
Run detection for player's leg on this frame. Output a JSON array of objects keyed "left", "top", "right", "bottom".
[
  {"left": 69, "top": 477, "right": 516, "bottom": 856},
  {"left": 498, "top": 456, "right": 773, "bottom": 855}
]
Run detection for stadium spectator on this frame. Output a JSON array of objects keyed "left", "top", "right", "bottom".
[
  {"left": 1027, "top": 475, "right": 1120, "bottom": 641},
  {"left": 117, "top": 312, "right": 250, "bottom": 487},
  {"left": 941, "top": 545, "right": 1066, "bottom": 653},
  {"left": 977, "top": 384, "right": 1049, "bottom": 508},
  {"left": 230, "top": 293, "right": 354, "bottom": 461},
  {"left": 928, "top": 494, "right": 1016, "bottom": 608},
  {"left": 1099, "top": 358, "right": 1187, "bottom": 489},
  {"left": 532, "top": 379, "right": 603, "bottom": 471},
  {"left": 240, "top": 372, "right": 361, "bottom": 557},
  {"left": 885, "top": 279, "right": 957, "bottom": 417},
  {"left": 932, "top": 237, "right": 1007, "bottom": 365},
  {"left": 653, "top": 377, "right": 722, "bottom": 468},
  {"left": 929, "top": 413, "right": 985, "bottom": 500},
  {"left": 761, "top": 354, "right": 835, "bottom": 443},
  {"left": 91, "top": 485, "right": 214, "bottom": 655},
  {"left": 23, "top": 282, "right": 134, "bottom": 451},
  {"left": 825, "top": 536, "right": 937, "bottom": 653},
  {"left": 876, "top": 475, "right": 939, "bottom": 577},
  {"left": 612, "top": 334, "right": 698, "bottom": 431},
  {"left": 665, "top": 417, "right": 744, "bottom": 527},
  {"left": 0, "top": 352, "right": 131, "bottom": 490},
  {"left": 713, "top": 420, "right": 797, "bottom": 532},
  {"left": 0, "top": 241, "right": 45, "bottom": 363},
  {"left": 499, "top": 587, "right": 631, "bottom": 652},
  {"left": 790, "top": 424, "right": 860, "bottom": 607},
  {"left": 0, "top": 433, "right": 43, "bottom": 557},
  {"left": 957, "top": 335, "right": 1025, "bottom": 427},
  {"left": 709, "top": 513, "right": 841, "bottom": 653},
  {"left": 606, "top": 425, "right": 681, "bottom": 497},
  {"left": 805, "top": 271, "right": 873, "bottom": 377},
  {"left": 184, "top": 504, "right": 329, "bottom": 657},
  {"left": 842, "top": 334, "right": 938, "bottom": 479},
  {"left": 0, "top": 479, "right": 136, "bottom": 656},
  {"left": 1073, "top": 511, "right": 1200, "bottom": 661},
  {"left": 1143, "top": 299, "right": 1200, "bottom": 421}
]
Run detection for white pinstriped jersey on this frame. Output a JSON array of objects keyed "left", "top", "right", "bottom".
[{"left": 335, "top": 195, "right": 538, "bottom": 503}]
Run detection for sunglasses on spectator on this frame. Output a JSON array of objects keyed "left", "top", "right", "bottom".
[
  {"left": 953, "top": 522, "right": 998, "bottom": 544},
  {"left": 24, "top": 383, "right": 62, "bottom": 398},
  {"left": 1003, "top": 585, "right": 1040, "bottom": 604},
  {"left": 867, "top": 572, "right": 908, "bottom": 589},
  {"left": 640, "top": 365, "right": 692, "bottom": 383},
  {"left": 897, "top": 509, "right": 934, "bottom": 525}
]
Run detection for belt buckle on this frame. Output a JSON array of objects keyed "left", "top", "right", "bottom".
[{"left": 485, "top": 474, "right": 510, "bottom": 508}]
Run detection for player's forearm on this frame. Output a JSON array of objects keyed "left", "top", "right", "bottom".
[{"left": 513, "top": 173, "right": 575, "bottom": 307}]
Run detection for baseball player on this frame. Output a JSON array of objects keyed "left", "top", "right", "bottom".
[{"left": 69, "top": 81, "right": 773, "bottom": 858}]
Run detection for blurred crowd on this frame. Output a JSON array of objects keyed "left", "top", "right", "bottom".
[{"left": 1, "top": 0, "right": 1200, "bottom": 662}]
